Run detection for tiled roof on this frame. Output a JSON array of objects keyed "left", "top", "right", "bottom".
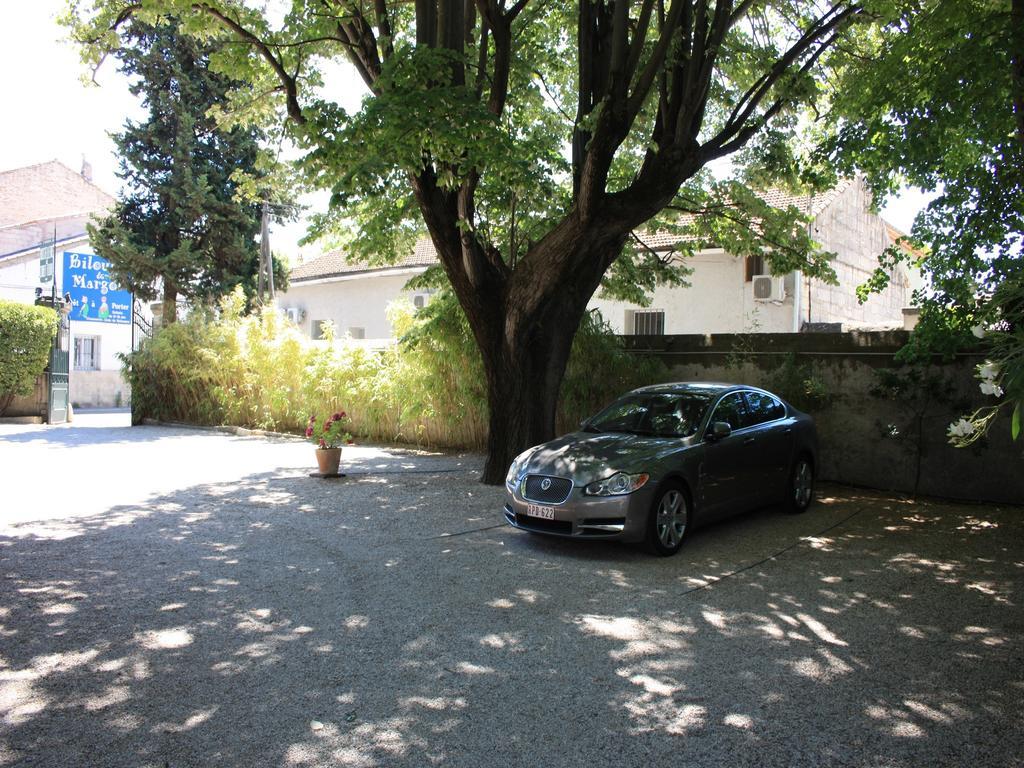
[
  {"left": 291, "top": 238, "right": 439, "bottom": 281},
  {"left": 634, "top": 180, "right": 856, "bottom": 252},
  {"left": 883, "top": 221, "right": 925, "bottom": 258},
  {"left": 292, "top": 180, "right": 858, "bottom": 280},
  {"left": 0, "top": 160, "right": 114, "bottom": 227}
]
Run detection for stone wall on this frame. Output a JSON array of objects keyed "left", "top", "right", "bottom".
[
  {"left": 71, "top": 370, "right": 130, "bottom": 408},
  {"left": 623, "top": 332, "right": 1023, "bottom": 504}
]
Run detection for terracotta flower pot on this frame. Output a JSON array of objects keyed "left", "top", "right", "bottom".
[{"left": 315, "top": 447, "right": 342, "bottom": 475}]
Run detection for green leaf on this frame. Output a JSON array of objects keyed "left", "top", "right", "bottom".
[{"left": 1012, "top": 402, "right": 1021, "bottom": 441}]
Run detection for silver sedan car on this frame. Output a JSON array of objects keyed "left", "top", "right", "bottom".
[{"left": 503, "top": 382, "right": 817, "bottom": 555}]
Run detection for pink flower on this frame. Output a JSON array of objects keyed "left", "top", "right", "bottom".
[
  {"left": 305, "top": 426, "right": 313, "bottom": 437},
  {"left": 318, "top": 438, "right": 327, "bottom": 449},
  {"left": 332, "top": 411, "right": 344, "bottom": 421}
]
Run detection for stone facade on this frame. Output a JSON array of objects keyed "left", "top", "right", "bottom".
[{"left": 803, "top": 178, "right": 911, "bottom": 327}]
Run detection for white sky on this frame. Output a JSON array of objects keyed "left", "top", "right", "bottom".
[{"left": 1, "top": 0, "right": 929, "bottom": 257}]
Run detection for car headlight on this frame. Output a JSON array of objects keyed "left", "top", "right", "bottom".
[
  {"left": 505, "top": 447, "right": 537, "bottom": 491},
  {"left": 583, "top": 472, "right": 650, "bottom": 496}
]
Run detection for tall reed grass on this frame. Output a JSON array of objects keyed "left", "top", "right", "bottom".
[{"left": 124, "top": 287, "right": 665, "bottom": 449}]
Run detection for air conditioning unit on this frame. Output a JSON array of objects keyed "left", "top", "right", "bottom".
[
  {"left": 283, "top": 307, "right": 301, "bottom": 323},
  {"left": 752, "top": 275, "right": 786, "bottom": 302}
]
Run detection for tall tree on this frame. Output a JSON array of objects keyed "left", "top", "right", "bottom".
[
  {"left": 70, "top": 1, "right": 870, "bottom": 481},
  {"left": 88, "top": 18, "right": 283, "bottom": 325},
  {"left": 827, "top": 0, "right": 1023, "bottom": 441}
]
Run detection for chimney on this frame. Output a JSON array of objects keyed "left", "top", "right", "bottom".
[{"left": 81, "top": 155, "right": 93, "bottom": 182}]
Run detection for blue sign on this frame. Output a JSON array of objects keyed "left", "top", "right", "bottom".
[{"left": 63, "top": 252, "right": 131, "bottom": 324}]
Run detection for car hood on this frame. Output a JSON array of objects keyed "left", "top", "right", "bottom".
[{"left": 523, "top": 431, "right": 692, "bottom": 483}]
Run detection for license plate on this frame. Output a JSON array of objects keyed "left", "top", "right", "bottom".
[{"left": 526, "top": 504, "right": 555, "bottom": 520}]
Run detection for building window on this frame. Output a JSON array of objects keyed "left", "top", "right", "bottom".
[
  {"left": 631, "top": 310, "right": 665, "bottom": 336},
  {"left": 745, "top": 255, "right": 765, "bottom": 282},
  {"left": 74, "top": 336, "right": 100, "bottom": 370},
  {"left": 312, "top": 320, "right": 328, "bottom": 340},
  {"left": 348, "top": 327, "right": 365, "bottom": 340},
  {"left": 39, "top": 243, "right": 55, "bottom": 283}
]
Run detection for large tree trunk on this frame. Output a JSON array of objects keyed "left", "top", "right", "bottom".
[
  {"left": 478, "top": 297, "right": 585, "bottom": 484},
  {"left": 459, "top": 217, "right": 626, "bottom": 484}
]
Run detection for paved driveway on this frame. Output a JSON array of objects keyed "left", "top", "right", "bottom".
[{"left": 1, "top": 414, "right": 1022, "bottom": 767}]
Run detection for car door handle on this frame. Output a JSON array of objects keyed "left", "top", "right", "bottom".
[{"left": 743, "top": 437, "right": 756, "bottom": 445}]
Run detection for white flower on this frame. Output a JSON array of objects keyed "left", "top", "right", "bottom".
[
  {"left": 980, "top": 380, "right": 1004, "bottom": 398},
  {"left": 971, "top": 324, "right": 986, "bottom": 338},
  {"left": 947, "top": 418, "right": 976, "bottom": 438},
  {"left": 977, "top": 361, "right": 1000, "bottom": 382}
]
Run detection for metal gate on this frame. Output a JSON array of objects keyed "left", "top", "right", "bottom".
[
  {"left": 47, "top": 311, "right": 70, "bottom": 424},
  {"left": 132, "top": 297, "right": 152, "bottom": 350}
]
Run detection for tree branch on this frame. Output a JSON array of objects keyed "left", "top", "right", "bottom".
[
  {"left": 194, "top": 3, "right": 307, "bottom": 124},
  {"left": 703, "top": 24, "right": 847, "bottom": 160},
  {"left": 476, "top": 0, "right": 513, "bottom": 117},
  {"left": 727, "top": 0, "right": 760, "bottom": 29},
  {"left": 375, "top": 0, "right": 395, "bottom": 60},
  {"left": 716, "top": 3, "right": 858, "bottom": 143},
  {"left": 329, "top": 2, "right": 383, "bottom": 90},
  {"left": 626, "top": 0, "right": 687, "bottom": 122},
  {"left": 623, "top": 0, "right": 657, "bottom": 88},
  {"left": 630, "top": 230, "right": 678, "bottom": 265}
]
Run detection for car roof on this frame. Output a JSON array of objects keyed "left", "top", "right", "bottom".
[
  {"left": 630, "top": 382, "right": 766, "bottom": 397},
  {"left": 632, "top": 381, "right": 736, "bottom": 393}
]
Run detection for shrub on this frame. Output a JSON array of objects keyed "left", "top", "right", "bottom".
[
  {"left": 0, "top": 300, "right": 58, "bottom": 415},
  {"left": 559, "top": 309, "right": 668, "bottom": 433},
  {"left": 124, "top": 287, "right": 666, "bottom": 449}
]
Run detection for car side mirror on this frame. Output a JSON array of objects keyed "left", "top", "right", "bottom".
[{"left": 706, "top": 421, "right": 732, "bottom": 442}]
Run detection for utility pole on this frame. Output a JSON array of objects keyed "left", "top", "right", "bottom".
[{"left": 260, "top": 200, "right": 275, "bottom": 302}]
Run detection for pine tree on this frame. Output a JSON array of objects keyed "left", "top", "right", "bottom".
[{"left": 89, "top": 19, "right": 280, "bottom": 325}]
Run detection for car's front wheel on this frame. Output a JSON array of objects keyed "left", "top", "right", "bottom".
[
  {"left": 788, "top": 455, "right": 814, "bottom": 513},
  {"left": 645, "top": 481, "right": 689, "bottom": 556}
]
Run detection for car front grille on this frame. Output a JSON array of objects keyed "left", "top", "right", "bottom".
[{"left": 522, "top": 475, "right": 573, "bottom": 504}]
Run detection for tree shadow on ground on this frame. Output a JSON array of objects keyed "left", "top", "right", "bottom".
[
  {"left": 0, "top": 423, "right": 218, "bottom": 448},
  {"left": 1, "top": 474, "right": 1021, "bottom": 767}
]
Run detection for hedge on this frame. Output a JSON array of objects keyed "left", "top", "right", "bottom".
[{"left": 0, "top": 300, "right": 57, "bottom": 414}]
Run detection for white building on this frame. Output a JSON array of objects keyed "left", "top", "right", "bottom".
[
  {"left": 282, "top": 239, "right": 439, "bottom": 342},
  {"left": 0, "top": 160, "right": 133, "bottom": 408},
  {"left": 281, "top": 177, "right": 918, "bottom": 341}
]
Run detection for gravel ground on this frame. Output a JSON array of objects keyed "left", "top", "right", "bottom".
[{"left": 1, "top": 412, "right": 1022, "bottom": 767}]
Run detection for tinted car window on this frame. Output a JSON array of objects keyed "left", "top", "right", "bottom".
[
  {"left": 743, "top": 391, "right": 786, "bottom": 425},
  {"left": 710, "top": 392, "right": 748, "bottom": 430},
  {"left": 588, "top": 392, "right": 714, "bottom": 437}
]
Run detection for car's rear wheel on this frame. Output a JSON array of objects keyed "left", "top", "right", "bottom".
[
  {"left": 645, "top": 481, "right": 689, "bottom": 556},
  {"left": 788, "top": 455, "right": 814, "bottom": 513}
]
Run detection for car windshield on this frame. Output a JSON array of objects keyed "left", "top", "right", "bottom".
[{"left": 585, "top": 392, "right": 714, "bottom": 438}]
